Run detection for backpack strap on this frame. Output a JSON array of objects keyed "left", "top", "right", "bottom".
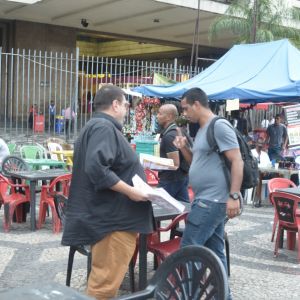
[
  {"left": 162, "top": 123, "right": 193, "bottom": 148},
  {"left": 206, "top": 117, "right": 228, "bottom": 154},
  {"left": 161, "top": 123, "right": 177, "bottom": 137},
  {"left": 206, "top": 116, "right": 231, "bottom": 188}
]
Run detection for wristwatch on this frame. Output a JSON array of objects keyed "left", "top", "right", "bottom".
[{"left": 229, "top": 192, "right": 240, "bottom": 201}]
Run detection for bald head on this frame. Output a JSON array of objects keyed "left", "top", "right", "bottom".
[
  {"left": 161, "top": 104, "right": 178, "bottom": 119},
  {"left": 157, "top": 104, "right": 178, "bottom": 128}
]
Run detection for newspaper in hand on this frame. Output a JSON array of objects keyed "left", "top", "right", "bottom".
[
  {"left": 132, "top": 174, "right": 185, "bottom": 213},
  {"left": 139, "top": 153, "right": 178, "bottom": 170}
]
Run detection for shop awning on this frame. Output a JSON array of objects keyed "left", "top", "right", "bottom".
[{"left": 134, "top": 39, "right": 300, "bottom": 103}]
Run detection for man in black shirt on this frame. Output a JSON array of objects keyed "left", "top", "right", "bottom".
[
  {"left": 157, "top": 104, "right": 191, "bottom": 202},
  {"left": 62, "top": 85, "right": 154, "bottom": 300}
]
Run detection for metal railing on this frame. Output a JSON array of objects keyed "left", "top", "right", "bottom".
[{"left": 0, "top": 48, "right": 200, "bottom": 142}]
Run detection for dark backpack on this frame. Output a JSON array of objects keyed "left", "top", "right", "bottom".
[{"left": 207, "top": 117, "right": 259, "bottom": 190}]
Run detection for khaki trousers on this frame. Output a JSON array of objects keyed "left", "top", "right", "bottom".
[{"left": 86, "top": 231, "right": 137, "bottom": 300}]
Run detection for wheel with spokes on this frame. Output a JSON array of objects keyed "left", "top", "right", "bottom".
[
  {"left": 153, "top": 246, "right": 228, "bottom": 300},
  {"left": 1, "top": 155, "right": 29, "bottom": 176}
]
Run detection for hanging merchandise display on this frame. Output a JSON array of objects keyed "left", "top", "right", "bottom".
[{"left": 134, "top": 97, "right": 160, "bottom": 133}]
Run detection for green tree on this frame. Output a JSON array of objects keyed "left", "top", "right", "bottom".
[{"left": 209, "top": 0, "right": 300, "bottom": 44}]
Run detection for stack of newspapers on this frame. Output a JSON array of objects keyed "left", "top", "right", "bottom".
[{"left": 139, "top": 153, "right": 177, "bottom": 170}]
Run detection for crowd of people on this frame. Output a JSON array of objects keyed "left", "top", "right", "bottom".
[
  {"left": 0, "top": 84, "right": 292, "bottom": 300},
  {"left": 61, "top": 85, "right": 245, "bottom": 300}
]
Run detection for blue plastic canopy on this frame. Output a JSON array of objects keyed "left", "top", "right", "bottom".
[{"left": 134, "top": 39, "right": 300, "bottom": 103}]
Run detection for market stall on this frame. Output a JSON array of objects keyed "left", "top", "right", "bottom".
[{"left": 134, "top": 39, "right": 300, "bottom": 103}]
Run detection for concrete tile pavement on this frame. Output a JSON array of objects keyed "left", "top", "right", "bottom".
[{"left": 0, "top": 205, "right": 300, "bottom": 299}]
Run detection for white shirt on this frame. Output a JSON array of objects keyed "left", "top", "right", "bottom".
[
  {"left": 261, "top": 119, "right": 269, "bottom": 128},
  {"left": 64, "top": 107, "right": 75, "bottom": 120},
  {"left": 0, "top": 138, "right": 10, "bottom": 164},
  {"left": 251, "top": 148, "right": 271, "bottom": 167}
]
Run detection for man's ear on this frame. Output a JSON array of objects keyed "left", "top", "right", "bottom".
[
  {"left": 192, "top": 101, "right": 201, "bottom": 109},
  {"left": 111, "top": 99, "right": 119, "bottom": 111}
]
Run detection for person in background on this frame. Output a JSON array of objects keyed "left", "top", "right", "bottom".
[
  {"left": 242, "top": 128, "right": 253, "bottom": 147},
  {"left": 266, "top": 114, "right": 288, "bottom": 161},
  {"left": 156, "top": 104, "right": 192, "bottom": 203},
  {"left": 0, "top": 138, "right": 10, "bottom": 166},
  {"left": 64, "top": 106, "right": 76, "bottom": 135},
  {"left": 49, "top": 101, "right": 56, "bottom": 131},
  {"left": 251, "top": 138, "right": 271, "bottom": 207},
  {"left": 28, "top": 104, "right": 38, "bottom": 130},
  {"left": 174, "top": 87, "right": 243, "bottom": 300},
  {"left": 261, "top": 117, "right": 269, "bottom": 129},
  {"left": 229, "top": 110, "right": 238, "bottom": 128},
  {"left": 251, "top": 138, "right": 271, "bottom": 168},
  {"left": 237, "top": 111, "right": 248, "bottom": 135},
  {"left": 269, "top": 115, "right": 275, "bottom": 125},
  {"left": 61, "top": 85, "right": 154, "bottom": 300}
]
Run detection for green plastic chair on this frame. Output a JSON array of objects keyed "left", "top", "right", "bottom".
[
  {"left": 36, "top": 143, "right": 50, "bottom": 159},
  {"left": 20, "top": 145, "right": 46, "bottom": 159},
  {"left": 7, "top": 143, "right": 17, "bottom": 155}
]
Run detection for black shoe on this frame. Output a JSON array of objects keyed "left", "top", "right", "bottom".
[{"left": 254, "top": 202, "right": 262, "bottom": 208}]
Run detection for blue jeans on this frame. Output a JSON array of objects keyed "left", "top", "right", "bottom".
[
  {"left": 158, "top": 176, "right": 189, "bottom": 202},
  {"left": 181, "top": 199, "right": 231, "bottom": 299},
  {"left": 268, "top": 146, "right": 282, "bottom": 161}
]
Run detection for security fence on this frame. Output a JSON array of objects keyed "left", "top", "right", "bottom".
[{"left": 0, "top": 48, "right": 200, "bottom": 142}]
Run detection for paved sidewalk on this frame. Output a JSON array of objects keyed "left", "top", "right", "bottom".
[{"left": 0, "top": 205, "right": 300, "bottom": 299}]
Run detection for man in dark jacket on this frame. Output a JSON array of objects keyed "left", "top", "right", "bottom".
[{"left": 62, "top": 85, "right": 154, "bottom": 300}]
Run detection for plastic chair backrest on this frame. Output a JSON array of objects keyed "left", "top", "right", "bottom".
[
  {"left": 1, "top": 156, "right": 29, "bottom": 177},
  {"left": 188, "top": 186, "right": 194, "bottom": 202},
  {"left": 36, "top": 143, "right": 49, "bottom": 159},
  {"left": 146, "top": 212, "right": 188, "bottom": 259},
  {"left": 115, "top": 245, "right": 228, "bottom": 300},
  {"left": 268, "top": 178, "right": 297, "bottom": 193},
  {"left": 46, "top": 173, "right": 72, "bottom": 197},
  {"left": 54, "top": 194, "right": 67, "bottom": 226},
  {"left": 0, "top": 174, "right": 9, "bottom": 203},
  {"left": 156, "top": 212, "right": 188, "bottom": 233},
  {"left": 20, "top": 145, "right": 44, "bottom": 159},
  {"left": 144, "top": 169, "right": 158, "bottom": 186},
  {"left": 271, "top": 191, "right": 300, "bottom": 227},
  {"left": 0, "top": 173, "right": 28, "bottom": 197},
  {"left": 47, "top": 142, "right": 64, "bottom": 160},
  {"left": 7, "top": 143, "right": 16, "bottom": 154},
  {"left": 268, "top": 178, "right": 297, "bottom": 205}
]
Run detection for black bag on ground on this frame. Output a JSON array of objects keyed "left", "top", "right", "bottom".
[{"left": 207, "top": 117, "right": 259, "bottom": 190}]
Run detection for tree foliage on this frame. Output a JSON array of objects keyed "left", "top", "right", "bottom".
[{"left": 209, "top": 0, "right": 300, "bottom": 44}]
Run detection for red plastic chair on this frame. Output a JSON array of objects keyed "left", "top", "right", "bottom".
[
  {"left": 188, "top": 186, "right": 194, "bottom": 202},
  {"left": 37, "top": 173, "right": 71, "bottom": 233},
  {"left": 147, "top": 212, "right": 188, "bottom": 265},
  {"left": 144, "top": 169, "right": 159, "bottom": 186},
  {"left": 128, "top": 213, "right": 188, "bottom": 292},
  {"left": 268, "top": 178, "right": 296, "bottom": 242},
  {"left": 270, "top": 191, "right": 300, "bottom": 262},
  {"left": 0, "top": 174, "right": 30, "bottom": 232}
]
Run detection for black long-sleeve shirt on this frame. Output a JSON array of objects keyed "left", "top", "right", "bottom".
[{"left": 62, "top": 112, "right": 154, "bottom": 246}]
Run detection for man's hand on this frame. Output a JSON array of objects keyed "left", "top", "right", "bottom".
[
  {"left": 127, "top": 186, "right": 149, "bottom": 202},
  {"left": 226, "top": 198, "right": 240, "bottom": 219},
  {"left": 173, "top": 127, "right": 187, "bottom": 149}
]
